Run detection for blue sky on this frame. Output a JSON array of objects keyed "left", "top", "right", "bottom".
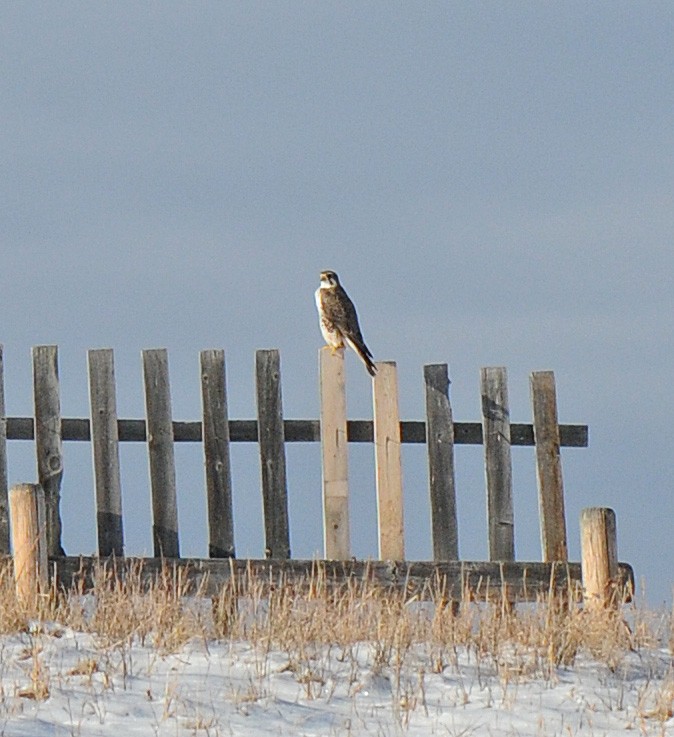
[{"left": 2, "top": 3, "right": 672, "bottom": 604}]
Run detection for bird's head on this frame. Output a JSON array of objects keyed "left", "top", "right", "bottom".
[{"left": 319, "top": 270, "right": 340, "bottom": 288}]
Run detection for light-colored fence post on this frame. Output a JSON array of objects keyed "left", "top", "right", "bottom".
[
  {"left": 580, "top": 507, "right": 620, "bottom": 609},
  {"left": 319, "top": 348, "right": 350, "bottom": 559},
  {"left": 9, "top": 483, "right": 48, "bottom": 608},
  {"left": 373, "top": 361, "right": 404, "bottom": 560}
]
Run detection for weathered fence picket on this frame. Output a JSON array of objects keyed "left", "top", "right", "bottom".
[
  {"left": 530, "top": 371, "right": 568, "bottom": 562},
  {"left": 255, "top": 349, "right": 291, "bottom": 559},
  {"left": 142, "top": 349, "right": 180, "bottom": 558},
  {"left": 424, "top": 363, "right": 458, "bottom": 562},
  {"left": 481, "top": 367, "right": 515, "bottom": 561},
  {"left": 32, "top": 345, "right": 64, "bottom": 557},
  {"left": 200, "top": 349, "right": 235, "bottom": 559},
  {"left": 88, "top": 348, "right": 124, "bottom": 557}
]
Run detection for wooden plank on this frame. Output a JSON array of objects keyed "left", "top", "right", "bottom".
[
  {"left": 424, "top": 364, "right": 458, "bottom": 561},
  {"left": 200, "top": 350, "right": 235, "bottom": 559},
  {"left": 255, "top": 349, "right": 290, "bottom": 559},
  {"left": 9, "top": 483, "right": 48, "bottom": 607},
  {"left": 0, "top": 346, "right": 8, "bottom": 554},
  {"left": 319, "top": 348, "right": 350, "bottom": 559},
  {"left": 50, "top": 555, "right": 635, "bottom": 603},
  {"left": 580, "top": 507, "right": 622, "bottom": 608},
  {"left": 32, "top": 345, "right": 65, "bottom": 556},
  {"left": 142, "top": 349, "right": 179, "bottom": 558},
  {"left": 88, "top": 349, "right": 124, "bottom": 557},
  {"left": 530, "top": 371, "right": 568, "bottom": 561},
  {"left": 480, "top": 367, "right": 515, "bottom": 561},
  {"left": 3, "top": 416, "right": 589, "bottom": 447},
  {"left": 373, "top": 361, "right": 404, "bottom": 560}
]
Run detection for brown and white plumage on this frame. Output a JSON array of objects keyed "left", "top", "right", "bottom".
[{"left": 315, "top": 270, "right": 377, "bottom": 376}]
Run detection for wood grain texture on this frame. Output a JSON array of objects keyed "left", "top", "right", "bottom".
[
  {"left": 424, "top": 364, "right": 458, "bottom": 561},
  {"left": 373, "top": 361, "right": 404, "bottom": 560},
  {"left": 255, "top": 350, "right": 290, "bottom": 559},
  {"left": 319, "top": 349, "right": 350, "bottom": 559},
  {"left": 32, "top": 345, "right": 65, "bottom": 556},
  {"left": 530, "top": 371, "right": 567, "bottom": 561},
  {"left": 9, "top": 483, "right": 47, "bottom": 606},
  {"left": 50, "top": 555, "right": 634, "bottom": 603},
  {"left": 581, "top": 507, "right": 621, "bottom": 608},
  {"left": 0, "top": 346, "right": 8, "bottom": 554},
  {"left": 481, "top": 367, "right": 515, "bottom": 561},
  {"left": 88, "top": 349, "right": 124, "bottom": 557},
  {"left": 142, "top": 349, "right": 180, "bottom": 558},
  {"left": 200, "top": 350, "right": 235, "bottom": 558}
]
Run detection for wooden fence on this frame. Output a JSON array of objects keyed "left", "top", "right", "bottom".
[{"left": 0, "top": 344, "right": 633, "bottom": 603}]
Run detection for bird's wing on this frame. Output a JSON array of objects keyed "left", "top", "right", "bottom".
[
  {"left": 331, "top": 286, "right": 376, "bottom": 376},
  {"left": 330, "top": 286, "right": 373, "bottom": 357}
]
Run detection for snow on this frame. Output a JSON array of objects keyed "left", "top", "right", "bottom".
[{"left": 0, "top": 624, "right": 671, "bottom": 736}]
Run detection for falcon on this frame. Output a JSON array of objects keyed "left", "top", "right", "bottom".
[{"left": 315, "top": 270, "right": 377, "bottom": 376}]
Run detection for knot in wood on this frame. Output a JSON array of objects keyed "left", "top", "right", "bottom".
[{"left": 48, "top": 454, "right": 63, "bottom": 474}]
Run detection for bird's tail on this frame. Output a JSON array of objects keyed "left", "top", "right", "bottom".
[{"left": 345, "top": 337, "right": 377, "bottom": 377}]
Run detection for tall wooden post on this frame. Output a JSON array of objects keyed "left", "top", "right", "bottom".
[
  {"left": 530, "top": 371, "right": 567, "bottom": 561},
  {"left": 201, "top": 349, "right": 235, "bottom": 559},
  {"left": 373, "top": 361, "right": 404, "bottom": 560},
  {"left": 142, "top": 349, "right": 180, "bottom": 558},
  {"left": 581, "top": 507, "right": 620, "bottom": 609},
  {"left": 481, "top": 367, "right": 515, "bottom": 561},
  {"left": 255, "top": 349, "right": 290, "bottom": 559},
  {"left": 88, "top": 349, "right": 124, "bottom": 557},
  {"left": 32, "top": 345, "right": 65, "bottom": 556},
  {"left": 9, "top": 483, "right": 48, "bottom": 607},
  {"left": 424, "top": 363, "right": 458, "bottom": 561},
  {"left": 319, "top": 348, "right": 350, "bottom": 559}
]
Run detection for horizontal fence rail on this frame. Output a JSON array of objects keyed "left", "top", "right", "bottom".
[
  {"left": 52, "top": 556, "right": 634, "bottom": 602},
  {"left": 2, "top": 417, "right": 588, "bottom": 446}
]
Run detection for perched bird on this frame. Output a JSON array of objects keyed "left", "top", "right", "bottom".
[{"left": 315, "top": 269, "right": 377, "bottom": 376}]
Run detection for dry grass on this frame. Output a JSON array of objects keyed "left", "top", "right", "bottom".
[
  {"left": 0, "top": 558, "right": 671, "bottom": 733},
  {"left": 0, "top": 558, "right": 668, "bottom": 670}
]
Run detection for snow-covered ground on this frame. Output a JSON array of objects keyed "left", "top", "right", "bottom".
[{"left": 0, "top": 624, "right": 671, "bottom": 736}]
